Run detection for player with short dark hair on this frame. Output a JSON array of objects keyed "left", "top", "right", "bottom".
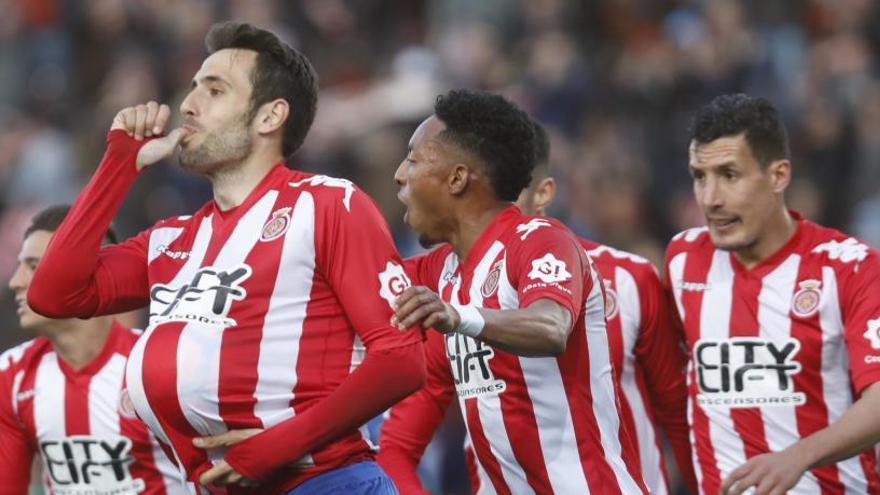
[
  {"left": 1, "top": 205, "right": 185, "bottom": 495},
  {"left": 667, "top": 93, "right": 880, "bottom": 494},
  {"left": 28, "top": 21, "right": 424, "bottom": 494},
  {"left": 388, "top": 89, "right": 647, "bottom": 494}
]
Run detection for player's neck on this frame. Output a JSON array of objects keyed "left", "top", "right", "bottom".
[
  {"left": 449, "top": 200, "right": 510, "bottom": 262},
  {"left": 210, "top": 147, "right": 283, "bottom": 211},
  {"left": 733, "top": 206, "right": 796, "bottom": 270},
  {"left": 46, "top": 317, "right": 113, "bottom": 371}
]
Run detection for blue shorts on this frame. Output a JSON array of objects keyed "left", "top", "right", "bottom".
[{"left": 286, "top": 461, "right": 399, "bottom": 495}]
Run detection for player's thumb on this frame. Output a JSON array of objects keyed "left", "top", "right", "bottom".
[{"left": 164, "top": 127, "right": 188, "bottom": 147}]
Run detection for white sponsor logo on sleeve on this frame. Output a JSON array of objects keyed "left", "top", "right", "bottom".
[
  {"left": 378, "top": 262, "right": 411, "bottom": 308},
  {"left": 528, "top": 253, "right": 572, "bottom": 284},
  {"left": 863, "top": 318, "right": 880, "bottom": 350}
]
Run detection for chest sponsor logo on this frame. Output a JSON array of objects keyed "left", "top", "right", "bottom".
[
  {"left": 481, "top": 260, "right": 503, "bottom": 298},
  {"left": 378, "top": 261, "right": 411, "bottom": 308},
  {"left": 791, "top": 279, "right": 822, "bottom": 318},
  {"left": 149, "top": 264, "right": 252, "bottom": 327},
  {"left": 863, "top": 318, "right": 880, "bottom": 350},
  {"left": 695, "top": 337, "right": 805, "bottom": 408},
  {"left": 602, "top": 279, "right": 619, "bottom": 319},
  {"left": 446, "top": 333, "right": 506, "bottom": 398},
  {"left": 40, "top": 435, "right": 144, "bottom": 494},
  {"left": 260, "top": 207, "right": 292, "bottom": 242}
]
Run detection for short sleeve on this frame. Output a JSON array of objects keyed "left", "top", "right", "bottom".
[
  {"left": 317, "top": 187, "right": 421, "bottom": 351},
  {"left": 507, "top": 224, "right": 585, "bottom": 323},
  {"left": 840, "top": 251, "right": 880, "bottom": 395}
]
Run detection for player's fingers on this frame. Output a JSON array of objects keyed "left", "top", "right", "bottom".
[
  {"left": 399, "top": 301, "right": 444, "bottom": 329},
  {"left": 111, "top": 107, "right": 130, "bottom": 131},
  {"left": 392, "top": 286, "right": 423, "bottom": 309},
  {"left": 198, "top": 462, "right": 229, "bottom": 486},
  {"left": 154, "top": 104, "right": 171, "bottom": 135},
  {"left": 393, "top": 291, "right": 437, "bottom": 325},
  {"left": 144, "top": 101, "right": 159, "bottom": 137},
  {"left": 122, "top": 107, "right": 137, "bottom": 136},
  {"left": 720, "top": 465, "right": 750, "bottom": 494},
  {"left": 134, "top": 104, "right": 147, "bottom": 140},
  {"left": 193, "top": 432, "right": 237, "bottom": 449}
]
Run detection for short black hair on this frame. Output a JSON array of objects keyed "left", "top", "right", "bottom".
[
  {"left": 531, "top": 121, "right": 550, "bottom": 180},
  {"left": 206, "top": 21, "right": 319, "bottom": 159},
  {"left": 25, "top": 205, "right": 118, "bottom": 244},
  {"left": 691, "top": 93, "right": 789, "bottom": 167},
  {"left": 434, "top": 90, "right": 536, "bottom": 201}
]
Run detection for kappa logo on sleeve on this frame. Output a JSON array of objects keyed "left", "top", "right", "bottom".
[
  {"left": 515, "top": 219, "right": 552, "bottom": 240},
  {"left": 290, "top": 175, "right": 356, "bottom": 211},
  {"left": 378, "top": 262, "right": 411, "bottom": 308},
  {"left": 812, "top": 238, "right": 869, "bottom": 263},
  {"left": 527, "top": 253, "right": 572, "bottom": 284}
]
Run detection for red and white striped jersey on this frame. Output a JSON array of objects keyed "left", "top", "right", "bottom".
[
  {"left": 665, "top": 213, "right": 880, "bottom": 494},
  {"left": 110, "top": 165, "right": 420, "bottom": 493},
  {"left": 583, "top": 240, "right": 694, "bottom": 495},
  {"left": 0, "top": 322, "right": 184, "bottom": 495},
  {"left": 405, "top": 206, "right": 646, "bottom": 494}
]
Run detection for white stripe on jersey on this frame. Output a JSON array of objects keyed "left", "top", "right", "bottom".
[
  {"left": 498, "top": 260, "right": 592, "bottom": 494},
  {"left": 465, "top": 242, "right": 535, "bottom": 494},
  {"left": 11, "top": 370, "right": 24, "bottom": 417},
  {"left": 616, "top": 266, "right": 667, "bottom": 495},
  {"left": 148, "top": 227, "right": 186, "bottom": 263},
  {"left": 700, "top": 251, "right": 747, "bottom": 479},
  {"left": 34, "top": 353, "right": 65, "bottom": 439},
  {"left": 668, "top": 253, "right": 706, "bottom": 489},
  {"left": 584, "top": 264, "right": 643, "bottom": 494},
  {"left": 758, "top": 256, "right": 824, "bottom": 494},
  {"left": 88, "top": 353, "right": 126, "bottom": 436},
  {"left": 819, "top": 268, "right": 868, "bottom": 494},
  {"left": 177, "top": 191, "right": 278, "bottom": 454}
]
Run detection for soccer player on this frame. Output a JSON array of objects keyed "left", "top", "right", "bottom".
[
  {"left": 1, "top": 205, "right": 185, "bottom": 494},
  {"left": 379, "top": 124, "right": 696, "bottom": 494},
  {"left": 386, "top": 89, "right": 646, "bottom": 494},
  {"left": 27, "top": 22, "right": 424, "bottom": 494},
  {"left": 665, "top": 93, "right": 880, "bottom": 494}
]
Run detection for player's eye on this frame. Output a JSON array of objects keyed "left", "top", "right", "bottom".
[{"left": 209, "top": 88, "right": 222, "bottom": 97}]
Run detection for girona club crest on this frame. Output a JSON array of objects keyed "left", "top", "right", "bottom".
[
  {"left": 791, "top": 279, "right": 822, "bottom": 318},
  {"left": 481, "top": 261, "right": 503, "bottom": 298},
  {"left": 260, "top": 207, "right": 292, "bottom": 242},
  {"left": 603, "top": 279, "right": 619, "bottom": 319}
]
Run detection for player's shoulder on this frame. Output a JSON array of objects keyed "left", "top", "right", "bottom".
[
  {"left": 509, "top": 214, "right": 578, "bottom": 247},
  {"left": 800, "top": 220, "right": 878, "bottom": 270},
  {"left": 0, "top": 337, "right": 51, "bottom": 377},
  {"left": 666, "top": 226, "right": 713, "bottom": 262},
  {"left": 584, "top": 242, "right": 660, "bottom": 283},
  {"left": 286, "top": 170, "right": 364, "bottom": 213}
]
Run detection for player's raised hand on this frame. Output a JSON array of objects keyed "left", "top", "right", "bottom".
[
  {"left": 111, "top": 101, "right": 189, "bottom": 170},
  {"left": 391, "top": 286, "right": 460, "bottom": 333}
]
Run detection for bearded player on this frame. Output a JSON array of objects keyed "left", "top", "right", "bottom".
[{"left": 28, "top": 22, "right": 424, "bottom": 494}]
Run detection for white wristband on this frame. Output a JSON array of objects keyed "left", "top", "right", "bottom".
[{"left": 451, "top": 304, "right": 485, "bottom": 338}]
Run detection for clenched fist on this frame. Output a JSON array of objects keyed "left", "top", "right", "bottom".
[{"left": 111, "top": 101, "right": 189, "bottom": 170}]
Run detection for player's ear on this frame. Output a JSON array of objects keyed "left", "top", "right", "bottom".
[
  {"left": 768, "top": 159, "right": 791, "bottom": 194},
  {"left": 449, "top": 163, "right": 471, "bottom": 196},
  {"left": 254, "top": 99, "right": 289, "bottom": 135},
  {"left": 532, "top": 178, "right": 556, "bottom": 216}
]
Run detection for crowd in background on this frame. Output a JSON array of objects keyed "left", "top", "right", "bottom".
[{"left": 2, "top": 1, "right": 880, "bottom": 493}]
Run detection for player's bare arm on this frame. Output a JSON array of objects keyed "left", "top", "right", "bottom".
[
  {"left": 392, "top": 286, "right": 572, "bottom": 357},
  {"left": 721, "top": 382, "right": 880, "bottom": 495}
]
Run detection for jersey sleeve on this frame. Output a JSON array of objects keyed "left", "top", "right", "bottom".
[
  {"left": 839, "top": 249, "right": 880, "bottom": 395},
  {"left": 507, "top": 224, "right": 585, "bottom": 322},
  {"left": 316, "top": 186, "right": 421, "bottom": 351},
  {"left": 403, "top": 246, "right": 451, "bottom": 291},
  {"left": 378, "top": 331, "right": 455, "bottom": 494},
  {"left": 631, "top": 264, "right": 696, "bottom": 493},
  {"left": 0, "top": 366, "right": 35, "bottom": 494},
  {"left": 28, "top": 130, "right": 151, "bottom": 319}
]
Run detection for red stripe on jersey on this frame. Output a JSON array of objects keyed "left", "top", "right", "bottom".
[
  {"left": 680, "top": 250, "right": 721, "bottom": 494},
  {"left": 558, "top": 325, "right": 624, "bottom": 494},
  {"left": 122, "top": 417, "right": 166, "bottom": 495},
  {"left": 464, "top": 397, "right": 512, "bottom": 495},
  {"left": 64, "top": 376, "right": 90, "bottom": 435},
  {"left": 493, "top": 355, "right": 554, "bottom": 492},
  {"left": 140, "top": 322, "right": 210, "bottom": 480},
  {"left": 216, "top": 211, "right": 287, "bottom": 430},
  {"left": 728, "top": 275, "right": 770, "bottom": 459},
  {"left": 789, "top": 262, "right": 844, "bottom": 493}
]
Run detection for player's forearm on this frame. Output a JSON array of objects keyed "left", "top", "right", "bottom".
[
  {"left": 475, "top": 299, "right": 572, "bottom": 357},
  {"left": 223, "top": 342, "right": 426, "bottom": 480},
  {"left": 29, "top": 130, "right": 141, "bottom": 318},
  {"left": 786, "top": 382, "right": 880, "bottom": 469}
]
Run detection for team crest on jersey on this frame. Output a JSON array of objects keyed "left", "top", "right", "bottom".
[
  {"left": 260, "top": 207, "right": 292, "bottom": 242},
  {"left": 149, "top": 264, "right": 252, "bottom": 327},
  {"left": 40, "top": 435, "right": 144, "bottom": 494},
  {"left": 446, "top": 333, "right": 506, "bottom": 398},
  {"left": 694, "top": 337, "right": 805, "bottom": 408},
  {"left": 118, "top": 388, "right": 137, "bottom": 419},
  {"left": 481, "top": 260, "right": 504, "bottom": 298},
  {"left": 791, "top": 279, "right": 822, "bottom": 318},
  {"left": 602, "top": 279, "right": 619, "bottom": 319}
]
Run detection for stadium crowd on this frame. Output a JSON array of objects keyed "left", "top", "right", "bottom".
[{"left": 3, "top": 1, "right": 880, "bottom": 494}]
